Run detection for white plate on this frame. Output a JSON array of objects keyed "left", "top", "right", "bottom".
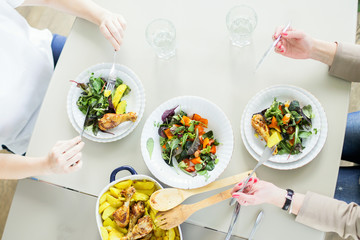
[
  {"left": 67, "top": 63, "right": 145, "bottom": 142},
  {"left": 243, "top": 85, "right": 321, "bottom": 163},
  {"left": 140, "top": 96, "right": 234, "bottom": 189},
  {"left": 241, "top": 85, "right": 328, "bottom": 170}
]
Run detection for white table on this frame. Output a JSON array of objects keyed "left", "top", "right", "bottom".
[{"left": 20, "top": 0, "right": 357, "bottom": 239}]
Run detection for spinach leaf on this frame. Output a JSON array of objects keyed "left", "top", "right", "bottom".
[
  {"left": 302, "top": 105, "right": 314, "bottom": 119},
  {"left": 168, "top": 138, "right": 181, "bottom": 164},
  {"left": 298, "top": 131, "right": 312, "bottom": 139}
]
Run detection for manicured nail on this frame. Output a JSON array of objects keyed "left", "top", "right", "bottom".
[
  {"left": 237, "top": 182, "right": 243, "bottom": 186},
  {"left": 232, "top": 193, "right": 239, "bottom": 198},
  {"left": 282, "top": 33, "right": 288, "bottom": 36},
  {"left": 254, "top": 178, "right": 258, "bottom": 183},
  {"left": 249, "top": 178, "right": 253, "bottom": 181}
]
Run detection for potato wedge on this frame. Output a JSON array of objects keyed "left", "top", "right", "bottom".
[
  {"left": 102, "top": 206, "right": 117, "bottom": 220},
  {"left": 114, "top": 180, "right": 133, "bottom": 190}
]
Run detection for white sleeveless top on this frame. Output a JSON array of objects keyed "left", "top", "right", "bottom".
[{"left": 0, "top": 0, "right": 54, "bottom": 154}]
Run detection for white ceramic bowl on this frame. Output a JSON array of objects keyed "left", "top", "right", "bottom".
[{"left": 95, "top": 166, "right": 183, "bottom": 239}]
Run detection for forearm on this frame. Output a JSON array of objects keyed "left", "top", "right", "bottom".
[
  {"left": 22, "top": 0, "right": 108, "bottom": 26},
  {"left": 310, "top": 39, "right": 337, "bottom": 66},
  {"left": 0, "top": 154, "right": 49, "bottom": 179}
]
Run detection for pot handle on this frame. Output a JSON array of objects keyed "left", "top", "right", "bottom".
[{"left": 110, "top": 166, "right": 138, "bottom": 183}]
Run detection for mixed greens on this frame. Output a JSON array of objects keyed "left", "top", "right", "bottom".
[
  {"left": 259, "top": 98, "right": 317, "bottom": 155},
  {"left": 157, "top": 106, "right": 220, "bottom": 180},
  {"left": 71, "top": 73, "right": 130, "bottom": 135}
]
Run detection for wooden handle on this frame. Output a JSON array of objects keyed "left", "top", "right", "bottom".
[
  {"left": 189, "top": 188, "right": 233, "bottom": 213},
  {"left": 184, "top": 170, "right": 254, "bottom": 196}
]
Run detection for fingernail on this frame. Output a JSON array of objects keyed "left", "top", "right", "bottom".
[
  {"left": 237, "top": 182, "right": 243, "bottom": 186},
  {"left": 249, "top": 178, "right": 253, "bottom": 181},
  {"left": 254, "top": 179, "right": 258, "bottom": 183},
  {"left": 282, "top": 33, "right": 288, "bottom": 36},
  {"left": 232, "top": 193, "right": 239, "bottom": 198}
]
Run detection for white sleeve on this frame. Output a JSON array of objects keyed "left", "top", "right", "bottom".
[{"left": 5, "top": 0, "right": 25, "bottom": 8}]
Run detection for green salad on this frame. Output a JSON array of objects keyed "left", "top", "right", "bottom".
[
  {"left": 157, "top": 106, "right": 220, "bottom": 180},
  {"left": 258, "top": 98, "right": 317, "bottom": 155},
  {"left": 71, "top": 73, "right": 130, "bottom": 135}
]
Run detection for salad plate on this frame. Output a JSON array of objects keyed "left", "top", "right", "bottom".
[
  {"left": 242, "top": 85, "right": 321, "bottom": 164},
  {"left": 241, "top": 85, "right": 328, "bottom": 170},
  {"left": 140, "top": 96, "right": 234, "bottom": 189},
  {"left": 67, "top": 63, "right": 145, "bottom": 142}
]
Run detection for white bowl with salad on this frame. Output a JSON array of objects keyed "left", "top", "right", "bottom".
[{"left": 140, "top": 96, "right": 234, "bottom": 189}]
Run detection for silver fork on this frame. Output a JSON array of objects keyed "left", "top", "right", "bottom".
[{"left": 105, "top": 50, "right": 118, "bottom": 94}]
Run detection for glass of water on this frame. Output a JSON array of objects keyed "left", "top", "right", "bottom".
[
  {"left": 226, "top": 5, "right": 257, "bottom": 47},
  {"left": 145, "top": 18, "right": 176, "bottom": 59}
]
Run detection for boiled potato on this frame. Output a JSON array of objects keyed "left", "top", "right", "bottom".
[
  {"left": 168, "top": 228, "right": 175, "bottom": 240},
  {"left": 114, "top": 180, "right": 132, "bottom": 190},
  {"left": 103, "top": 218, "right": 117, "bottom": 229},
  {"left": 100, "top": 191, "right": 111, "bottom": 204},
  {"left": 102, "top": 206, "right": 117, "bottom": 220},
  {"left": 132, "top": 192, "right": 149, "bottom": 202},
  {"left": 109, "top": 229, "right": 123, "bottom": 240},
  {"left": 134, "top": 181, "right": 155, "bottom": 190},
  {"left": 100, "top": 226, "right": 109, "bottom": 240},
  {"left": 136, "top": 187, "right": 156, "bottom": 196},
  {"left": 106, "top": 195, "right": 123, "bottom": 208},
  {"left": 99, "top": 202, "right": 110, "bottom": 214},
  {"left": 110, "top": 187, "right": 121, "bottom": 198}
]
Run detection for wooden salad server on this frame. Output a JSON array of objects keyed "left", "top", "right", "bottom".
[
  {"left": 150, "top": 170, "right": 254, "bottom": 211},
  {"left": 156, "top": 188, "right": 233, "bottom": 230}
]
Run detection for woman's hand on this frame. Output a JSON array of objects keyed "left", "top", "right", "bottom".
[
  {"left": 273, "top": 26, "right": 315, "bottom": 60},
  {"left": 98, "top": 11, "right": 127, "bottom": 51},
  {"left": 231, "top": 177, "right": 286, "bottom": 207},
  {"left": 46, "top": 136, "right": 85, "bottom": 174}
]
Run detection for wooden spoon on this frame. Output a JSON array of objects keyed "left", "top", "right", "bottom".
[
  {"left": 150, "top": 170, "right": 253, "bottom": 211},
  {"left": 156, "top": 188, "right": 233, "bottom": 230}
]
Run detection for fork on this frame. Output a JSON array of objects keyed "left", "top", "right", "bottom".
[
  {"left": 156, "top": 188, "right": 233, "bottom": 230},
  {"left": 104, "top": 50, "right": 117, "bottom": 97}
]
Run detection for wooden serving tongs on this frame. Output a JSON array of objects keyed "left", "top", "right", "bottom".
[{"left": 150, "top": 170, "right": 255, "bottom": 229}]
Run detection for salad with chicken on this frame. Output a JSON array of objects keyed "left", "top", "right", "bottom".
[
  {"left": 157, "top": 106, "right": 220, "bottom": 180},
  {"left": 252, "top": 98, "right": 317, "bottom": 155},
  {"left": 71, "top": 73, "right": 136, "bottom": 136}
]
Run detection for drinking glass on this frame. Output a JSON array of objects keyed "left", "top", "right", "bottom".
[
  {"left": 226, "top": 5, "right": 257, "bottom": 47},
  {"left": 145, "top": 18, "right": 176, "bottom": 59}
]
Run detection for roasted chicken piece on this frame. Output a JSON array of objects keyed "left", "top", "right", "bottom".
[
  {"left": 129, "top": 201, "right": 145, "bottom": 232},
  {"left": 251, "top": 114, "right": 270, "bottom": 142},
  {"left": 113, "top": 186, "right": 136, "bottom": 228},
  {"left": 252, "top": 114, "right": 278, "bottom": 154},
  {"left": 121, "top": 215, "right": 153, "bottom": 240},
  {"left": 140, "top": 233, "right": 152, "bottom": 240},
  {"left": 98, "top": 112, "right": 137, "bottom": 131}
]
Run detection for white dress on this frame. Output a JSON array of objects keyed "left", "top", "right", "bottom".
[{"left": 0, "top": 0, "right": 54, "bottom": 154}]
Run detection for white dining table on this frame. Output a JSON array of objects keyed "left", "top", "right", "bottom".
[{"left": 5, "top": 0, "right": 357, "bottom": 239}]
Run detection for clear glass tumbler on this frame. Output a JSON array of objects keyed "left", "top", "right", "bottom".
[
  {"left": 226, "top": 5, "right": 258, "bottom": 47},
  {"left": 145, "top": 18, "right": 176, "bottom": 59}
]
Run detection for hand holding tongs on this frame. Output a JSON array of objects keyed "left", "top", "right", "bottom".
[{"left": 255, "top": 21, "right": 291, "bottom": 71}]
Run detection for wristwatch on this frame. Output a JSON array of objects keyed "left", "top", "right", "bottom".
[{"left": 282, "top": 189, "right": 294, "bottom": 211}]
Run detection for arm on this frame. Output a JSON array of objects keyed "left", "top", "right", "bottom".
[
  {"left": 231, "top": 178, "right": 360, "bottom": 239},
  {"left": 22, "top": 0, "right": 126, "bottom": 50},
  {"left": 0, "top": 136, "right": 84, "bottom": 179},
  {"left": 273, "top": 27, "right": 360, "bottom": 82}
]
